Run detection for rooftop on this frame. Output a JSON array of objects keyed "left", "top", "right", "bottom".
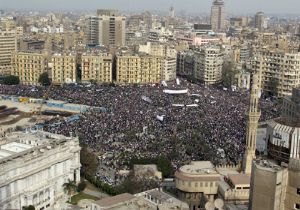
[
  {"left": 93, "top": 193, "right": 134, "bottom": 207},
  {"left": 228, "top": 174, "right": 250, "bottom": 186},
  {"left": 179, "top": 161, "right": 217, "bottom": 175}
]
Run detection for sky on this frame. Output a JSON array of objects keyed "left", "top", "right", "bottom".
[{"left": 1, "top": 0, "right": 300, "bottom": 14}]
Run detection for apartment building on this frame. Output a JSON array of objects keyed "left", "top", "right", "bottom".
[
  {"left": 253, "top": 50, "right": 300, "bottom": 97},
  {"left": 0, "top": 30, "right": 16, "bottom": 76},
  {"left": 81, "top": 52, "right": 113, "bottom": 83},
  {"left": 194, "top": 46, "right": 223, "bottom": 85},
  {"left": 116, "top": 53, "right": 162, "bottom": 84},
  {"left": 51, "top": 53, "right": 77, "bottom": 85},
  {"left": 11, "top": 51, "right": 48, "bottom": 85}
]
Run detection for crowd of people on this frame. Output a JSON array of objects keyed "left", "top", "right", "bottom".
[{"left": 0, "top": 80, "right": 280, "bottom": 174}]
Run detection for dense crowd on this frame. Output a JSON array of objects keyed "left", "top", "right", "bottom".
[{"left": 0, "top": 80, "right": 280, "bottom": 172}]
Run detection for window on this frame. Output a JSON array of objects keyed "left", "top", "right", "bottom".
[
  {"left": 295, "top": 203, "right": 300, "bottom": 210},
  {"left": 297, "top": 188, "right": 300, "bottom": 195}
]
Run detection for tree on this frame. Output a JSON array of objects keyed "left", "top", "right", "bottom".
[
  {"left": 77, "top": 181, "right": 87, "bottom": 192},
  {"left": 38, "top": 72, "right": 51, "bottom": 86},
  {"left": 267, "top": 77, "right": 279, "bottom": 96},
  {"left": 63, "top": 179, "right": 77, "bottom": 202},
  {"left": 3, "top": 75, "right": 20, "bottom": 85},
  {"left": 22, "top": 205, "right": 35, "bottom": 210},
  {"left": 80, "top": 145, "right": 98, "bottom": 178},
  {"left": 222, "top": 61, "right": 237, "bottom": 87}
]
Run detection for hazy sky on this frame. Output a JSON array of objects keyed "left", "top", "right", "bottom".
[{"left": 1, "top": 0, "right": 300, "bottom": 14}]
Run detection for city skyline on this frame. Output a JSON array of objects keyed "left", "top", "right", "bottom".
[{"left": 1, "top": 0, "right": 300, "bottom": 14}]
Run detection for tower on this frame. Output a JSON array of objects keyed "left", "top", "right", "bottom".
[
  {"left": 242, "top": 74, "right": 261, "bottom": 174},
  {"left": 210, "top": 0, "right": 225, "bottom": 32}
]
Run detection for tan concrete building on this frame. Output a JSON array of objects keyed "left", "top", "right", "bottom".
[
  {"left": 116, "top": 53, "right": 162, "bottom": 84},
  {"left": 51, "top": 53, "right": 77, "bottom": 85},
  {"left": 11, "top": 51, "right": 48, "bottom": 85},
  {"left": 87, "top": 9, "right": 126, "bottom": 46},
  {"left": 0, "top": 30, "right": 16, "bottom": 76},
  {"left": 210, "top": 0, "right": 225, "bottom": 32},
  {"left": 194, "top": 46, "right": 223, "bottom": 85},
  {"left": 81, "top": 52, "right": 113, "bottom": 83},
  {"left": 282, "top": 86, "right": 300, "bottom": 121},
  {"left": 253, "top": 50, "right": 300, "bottom": 97},
  {"left": 139, "top": 42, "right": 177, "bottom": 81},
  {"left": 249, "top": 160, "right": 288, "bottom": 210}
]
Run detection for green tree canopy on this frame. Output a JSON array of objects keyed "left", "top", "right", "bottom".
[
  {"left": 63, "top": 179, "right": 77, "bottom": 196},
  {"left": 80, "top": 145, "right": 98, "bottom": 178},
  {"left": 38, "top": 72, "right": 51, "bottom": 86},
  {"left": 267, "top": 77, "right": 279, "bottom": 96},
  {"left": 3, "top": 75, "right": 20, "bottom": 85},
  {"left": 222, "top": 61, "right": 237, "bottom": 87},
  {"left": 22, "top": 205, "right": 35, "bottom": 210}
]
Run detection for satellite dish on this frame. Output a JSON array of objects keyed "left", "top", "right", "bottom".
[
  {"left": 214, "top": 198, "right": 224, "bottom": 209},
  {"left": 205, "top": 201, "right": 215, "bottom": 210}
]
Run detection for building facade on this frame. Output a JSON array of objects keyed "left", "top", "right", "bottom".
[
  {"left": 210, "top": 0, "right": 225, "bottom": 32},
  {"left": 81, "top": 52, "right": 113, "bottom": 83},
  {"left": 116, "top": 53, "right": 162, "bottom": 84},
  {"left": 252, "top": 50, "right": 300, "bottom": 97},
  {"left": 194, "top": 46, "right": 223, "bottom": 85},
  {"left": 0, "top": 131, "right": 81, "bottom": 210},
  {"left": 51, "top": 53, "right": 77, "bottom": 85},
  {"left": 254, "top": 12, "right": 266, "bottom": 31},
  {"left": 86, "top": 9, "right": 126, "bottom": 46},
  {"left": 282, "top": 86, "right": 300, "bottom": 121},
  {"left": 249, "top": 160, "right": 288, "bottom": 210},
  {"left": 11, "top": 51, "right": 48, "bottom": 85},
  {"left": 0, "top": 30, "right": 16, "bottom": 76}
]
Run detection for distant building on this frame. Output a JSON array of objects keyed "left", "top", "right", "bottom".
[
  {"left": 0, "top": 30, "right": 16, "bottom": 76},
  {"left": 0, "top": 131, "right": 81, "bottom": 210},
  {"left": 86, "top": 9, "right": 126, "bottom": 46},
  {"left": 11, "top": 51, "right": 48, "bottom": 85},
  {"left": 210, "top": 0, "right": 225, "bottom": 32},
  {"left": 19, "top": 39, "right": 45, "bottom": 51},
  {"left": 254, "top": 12, "right": 266, "bottom": 31}
]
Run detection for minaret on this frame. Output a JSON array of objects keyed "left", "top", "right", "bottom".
[{"left": 242, "top": 74, "right": 261, "bottom": 174}]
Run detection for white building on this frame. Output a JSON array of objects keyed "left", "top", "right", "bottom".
[
  {"left": 0, "top": 131, "right": 81, "bottom": 210},
  {"left": 194, "top": 46, "right": 223, "bottom": 85}
]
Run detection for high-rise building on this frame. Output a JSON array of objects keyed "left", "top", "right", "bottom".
[
  {"left": 86, "top": 16, "right": 99, "bottom": 45},
  {"left": 81, "top": 52, "right": 113, "bottom": 83},
  {"left": 0, "top": 30, "right": 16, "bottom": 76},
  {"left": 11, "top": 51, "right": 48, "bottom": 85},
  {"left": 254, "top": 12, "right": 266, "bottom": 31},
  {"left": 194, "top": 46, "right": 223, "bottom": 85},
  {"left": 86, "top": 9, "right": 126, "bottom": 46},
  {"left": 51, "top": 53, "right": 77, "bottom": 85},
  {"left": 0, "top": 131, "right": 81, "bottom": 210},
  {"left": 169, "top": 6, "right": 175, "bottom": 18},
  {"left": 210, "top": 0, "right": 225, "bottom": 32},
  {"left": 242, "top": 74, "right": 261, "bottom": 174}
]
